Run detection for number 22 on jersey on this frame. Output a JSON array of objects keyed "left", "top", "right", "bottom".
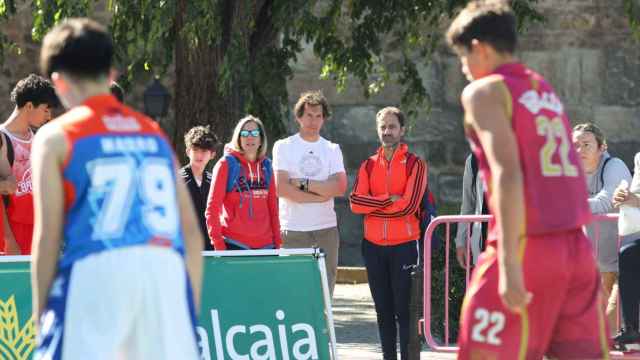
[
  {"left": 87, "top": 156, "right": 178, "bottom": 241},
  {"left": 536, "top": 115, "right": 578, "bottom": 178}
]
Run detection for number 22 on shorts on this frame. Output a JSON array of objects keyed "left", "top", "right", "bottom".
[{"left": 470, "top": 308, "right": 505, "bottom": 345}]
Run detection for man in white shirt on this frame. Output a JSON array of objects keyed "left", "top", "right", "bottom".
[{"left": 273, "top": 90, "right": 347, "bottom": 295}]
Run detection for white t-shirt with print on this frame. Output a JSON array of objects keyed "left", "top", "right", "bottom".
[{"left": 272, "top": 133, "right": 345, "bottom": 231}]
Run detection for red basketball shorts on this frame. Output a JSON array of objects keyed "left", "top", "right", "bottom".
[
  {"left": 457, "top": 229, "right": 610, "bottom": 360},
  {"left": 10, "top": 221, "right": 33, "bottom": 255}
]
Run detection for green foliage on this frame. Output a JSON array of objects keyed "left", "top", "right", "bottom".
[
  {"left": 0, "top": 0, "right": 17, "bottom": 63},
  {"left": 0, "top": 0, "right": 17, "bottom": 19},
  {"left": 624, "top": 0, "right": 640, "bottom": 40},
  {"left": 292, "top": 0, "right": 543, "bottom": 122},
  {"left": 1, "top": 0, "right": 545, "bottom": 144}
]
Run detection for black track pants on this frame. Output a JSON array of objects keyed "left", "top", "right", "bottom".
[
  {"left": 619, "top": 238, "right": 640, "bottom": 332},
  {"left": 362, "top": 239, "right": 419, "bottom": 360}
]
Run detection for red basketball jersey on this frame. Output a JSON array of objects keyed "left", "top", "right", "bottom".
[
  {"left": 1, "top": 129, "right": 34, "bottom": 225},
  {"left": 467, "top": 63, "right": 591, "bottom": 235}
]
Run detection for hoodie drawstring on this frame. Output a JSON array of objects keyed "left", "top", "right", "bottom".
[{"left": 237, "top": 163, "right": 256, "bottom": 219}]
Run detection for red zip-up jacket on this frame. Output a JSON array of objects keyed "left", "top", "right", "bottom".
[
  {"left": 349, "top": 143, "right": 427, "bottom": 245},
  {"left": 205, "top": 149, "right": 281, "bottom": 250}
]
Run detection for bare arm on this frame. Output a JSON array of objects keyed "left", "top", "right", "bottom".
[
  {"left": 31, "top": 124, "right": 66, "bottom": 324},
  {"left": 462, "top": 77, "right": 531, "bottom": 312},
  {"left": 275, "top": 170, "right": 330, "bottom": 203},
  {"left": 295, "top": 172, "right": 348, "bottom": 198},
  {"left": 0, "top": 134, "right": 16, "bottom": 193},
  {"left": 176, "top": 172, "right": 204, "bottom": 313},
  {"left": 0, "top": 136, "right": 18, "bottom": 254}
]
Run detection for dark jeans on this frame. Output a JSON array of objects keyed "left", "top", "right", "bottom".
[
  {"left": 362, "top": 239, "right": 419, "bottom": 360},
  {"left": 620, "top": 238, "right": 640, "bottom": 332}
]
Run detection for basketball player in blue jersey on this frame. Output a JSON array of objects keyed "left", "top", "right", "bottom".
[{"left": 31, "top": 18, "right": 203, "bottom": 359}]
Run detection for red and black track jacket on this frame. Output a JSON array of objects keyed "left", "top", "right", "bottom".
[{"left": 349, "top": 143, "right": 427, "bottom": 245}]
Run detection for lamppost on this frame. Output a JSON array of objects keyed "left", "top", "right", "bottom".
[{"left": 143, "top": 77, "right": 170, "bottom": 120}]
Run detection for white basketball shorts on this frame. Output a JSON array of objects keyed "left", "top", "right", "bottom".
[{"left": 34, "top": 245, "right": 199, "bottom": 360}]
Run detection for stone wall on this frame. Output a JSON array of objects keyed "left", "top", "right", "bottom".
[
  {"left": 1, "top": 1, "right": 639, "bottom": 265},
  {"left": 285, "top": 0, "right": 640, "bottom": 264}
]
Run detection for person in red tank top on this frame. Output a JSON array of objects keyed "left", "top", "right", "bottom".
[
  {"left": 0, "top": 74, "right": 56, "bottom": 255},
  {"left": 446, "top": 2, "right": 609, "bottom": 359}
]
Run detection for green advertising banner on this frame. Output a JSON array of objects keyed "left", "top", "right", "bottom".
[
  {"left": 0, "top": 249, "right": 336, "bottom": 360},
  {"left": 0, "top": 258, "right": 34, "bottom": 360},
  {"left": 198, "top": 249, "right": 335, "bottom": 359}
]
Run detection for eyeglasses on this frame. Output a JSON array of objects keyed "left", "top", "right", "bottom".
[{"left": 240, "top": 129, "right": 261, "bottom": 138}]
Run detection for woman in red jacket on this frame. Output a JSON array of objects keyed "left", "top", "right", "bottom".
[{"left": 205, "top": 115, "right": 281, "bottom": 250}]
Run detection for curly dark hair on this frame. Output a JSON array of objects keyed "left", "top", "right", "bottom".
[
  {"left": 184, "top": 125, "right": 218, "bottom": 151},
  {"left": 10, "top": 74, "right": 58, "bottom": 108},
  {"left": 294, "top": 90, "right": 331, "bottom": 119}
]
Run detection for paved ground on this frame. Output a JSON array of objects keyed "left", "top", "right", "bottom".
[
  {"left": 333, "top": 283, "right": 456, "bottom": 359},
  {"left": 332, "top": 284, "right": 640, "bottom": 360}
]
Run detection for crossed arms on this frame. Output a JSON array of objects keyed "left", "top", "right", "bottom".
[
  {"left": 349, "top": 159, "right": 427, "bottom": 217},
  {"left": 276, "top": 170, "right": 347, "bottom": 203}
]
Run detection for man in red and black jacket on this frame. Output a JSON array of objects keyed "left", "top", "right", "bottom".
[{"left": 349, "top": 106, "right": 427, "bottom": 360}]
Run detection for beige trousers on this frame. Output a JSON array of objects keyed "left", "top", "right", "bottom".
[{"left": 281, "top": 227, "right": 340, "bottom": 296}]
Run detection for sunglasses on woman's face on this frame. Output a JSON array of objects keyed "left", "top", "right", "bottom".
[{"left": 240, "top": 129, "right": 261, "bottom": 138}]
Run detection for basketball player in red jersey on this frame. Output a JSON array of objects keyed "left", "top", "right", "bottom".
[
  {"left": 1, "top": 74, "right": 56, "bottom": 255},
  {"left": 447, "top": 2, "right": 609, "bottom": 359}
]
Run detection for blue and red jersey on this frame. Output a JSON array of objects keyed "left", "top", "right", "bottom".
[{"left": 57, "top": 95, "right": 184, "bottom": 267}]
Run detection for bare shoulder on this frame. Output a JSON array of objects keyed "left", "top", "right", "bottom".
[
  {"left": 461, "top": 74, "right": 506, "bottom": 107},
  {"left": 32, "top": 122, "right": 67, "bottom": 162}
]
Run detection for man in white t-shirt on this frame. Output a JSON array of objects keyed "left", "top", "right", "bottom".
[{"left": 273, "top": 90, "right": 347, "bottom": 295}]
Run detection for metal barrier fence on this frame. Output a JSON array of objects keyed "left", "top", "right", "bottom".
[{"left": 420, "top": 213, "right": 640, "bottom": 358}]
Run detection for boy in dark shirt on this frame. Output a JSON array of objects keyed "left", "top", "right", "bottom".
[{"left": 180, "top": 126, "right": 218, "bottom": 250}]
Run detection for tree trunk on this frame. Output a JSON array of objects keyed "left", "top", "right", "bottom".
[
  {"left": 172, "top": 0, "right": 238, "bottom": 162},
  {"left": 171, "top": 0, "right": 283, "bottom": 163}
]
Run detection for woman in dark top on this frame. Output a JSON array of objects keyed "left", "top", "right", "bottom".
[{"left": 180, "top": 126, "right": 217, "bottom": 250}]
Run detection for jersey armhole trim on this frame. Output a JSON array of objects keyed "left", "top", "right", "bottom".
[{"left": 495, "top": 79, "right": 513, "bottom": 123}]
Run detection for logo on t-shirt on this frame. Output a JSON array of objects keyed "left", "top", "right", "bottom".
[
  {"left": 298, "top": 154, "right": 323, "bottom": 177},
  {"left": 16, "top": 167, "right": 32, "bottom": 196},
  {"left": 12, "top": 140, "right": 32, "bottom": 197}
]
